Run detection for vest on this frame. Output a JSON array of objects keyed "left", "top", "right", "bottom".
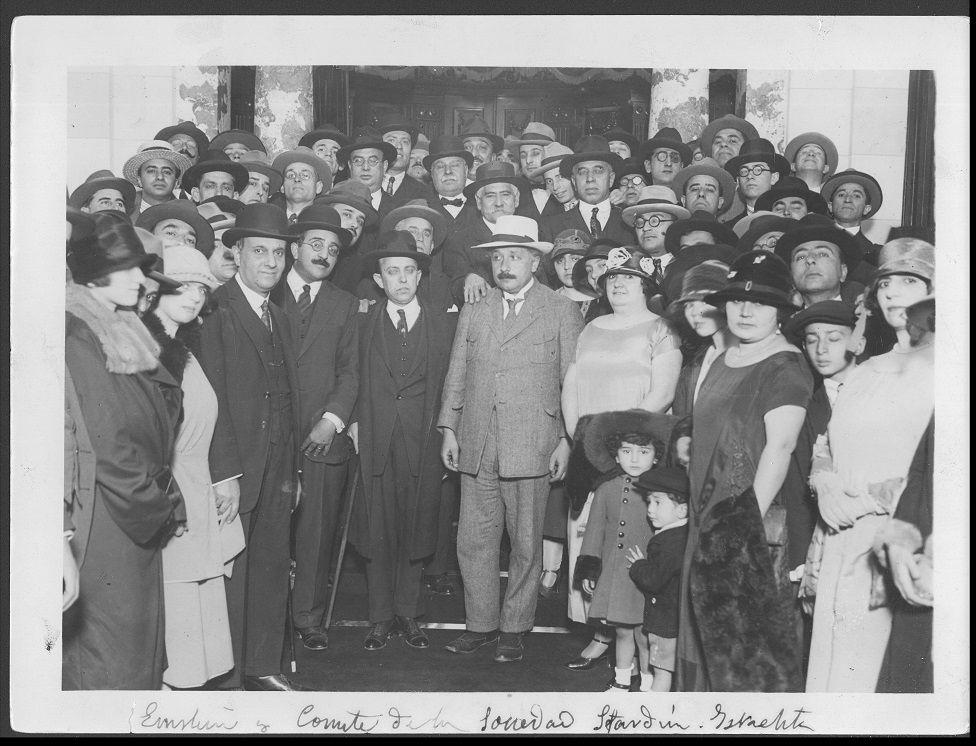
[{"left": 263, "top": 319, "right": 292, "bottom": 444}]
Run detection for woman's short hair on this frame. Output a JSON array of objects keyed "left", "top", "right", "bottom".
[
  {"left": 149, "top": 281, "right": 216, "bottom": 318},
  {"left": 863, "top": 273, "right": 933, "bottom": 316}
]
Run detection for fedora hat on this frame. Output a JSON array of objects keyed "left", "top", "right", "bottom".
[
  {"left": 724, "top": 138, "right": 791, "bottom": 181},
  {"left": 820, "top": 168, "right": 884, "bottom": 214},
  {"left": 136, "top": 200, "right": 216, "bottom": 259},
  {"left": 182, "top": 150, "right": 250, "bottom": 194},
  {"left": 571, "top": 237, "right": 618, "bottom": 293},
  {"left": 381, "top": 199, "right": 450, "bottom": 250},
  {"left": 598, "top": 245, "right": 657, "bottom": 287},
  {"left": 69, "top": 170, "right": 137, "bottom": 214},
  {"left": 238, "top": 150, "right": 284, "bottom": 194},
  {"left": 210, "top": 129, "right": 266, "bottom": 156},
  {"left": 288, "top": 202, "right": 353, "bottom": 250},
  {"left": 602, "top": 126, "right": 639, "bottom": 155},
  {"left": 154, "top": 121, "right": 210, "bottom": 159},
  {"left": 369, "top": 230, "right": 432, "bottom": 274},
  {"left": 337, "top": 127, "right": 398, "bottom": 167},
  {"left": 550, "top": 228, "right": 591, "bottom": 261},
  {"left": 459, "top": 115, "right": 505, "bottom": 153},
  {"left": 699, "top": 115, "right": 760, "bottom": 156},
  {"left": 735, "top": 212, "right": 797, "bottom": 254},
  {"left": 462, "top": 160, "right": 525, "bottom": 200},
  {"left": 754, "top": 175, "right": 829, "bottom": 215},
  {"left": 622, "top": 185, "right": 690, "bottom": 227},
  {"left": 705, "top": 249, "right": 799, "bottom": 310},
  {"left": 377, "top": 114, "right": 419, "bottom": 146},
  {"left": 508, "top": 121, "right": 558, "bottom": 148},
  {"left": 640, "top": 127, "right": 693, "bottom": 168},
  {"left": 412, "top": 133, "right": 431, "bottom": 153},
  {"left": 422, "top": 134, "right": 474, "bottom": 172},
  {"left": 784, "top": 132, "right": 839, "bottom": 177},
  {"left": 298, "top": 123, "right": 351, "bottom": 150},
  {"left": 671, "top": 259, "right": 733, "bottom": 307},
  {"left": 68, "top": 212, "right": 168, "bottom": 285},
  {"left": 470, "top": 215, "right": 552, "bottom": 255},
  {"left": 774, "top": 213, "right": 863, "bottom": 270},
  {"left": 669, "top": 157, "right": 737, "bottom": 215},
  {"left": 558, "top": 135, "right": 624, "bottom": 179},
  {"left": 783, "top": 299, "right": 856, "bottom": 341},
  {"left": 314, "top": 179, "right": 380, "bottom": 229},
  {"left": 220, "top": 203, "right": 294, "bottom": 248},
  {"left": 634, "top": 466, "right": 690, "bottom": 502},
  {"left": 527, "top": 142, "right": 575, "bottom": 180},
  {"left": 199, "top": 195, "right": 245, "bottom": 216},
  {"left": 196, "top": 202, "right": 237, "bottom": 251},
  {"left": 661, "top": 243, "right": 740, "bottom": 305},
  {"left": 664, "top": 209, "right": 738, "bottom": 256},
  {"left": 67, "top": 205, "right": 96, "bottom": 244},
  {"left": 271, "top": 147, "right": 333, "bottom": 190},
  {"left": 162, "top": 243, "right": 219, "bottom": 290},
  {"left": 874, "top": 237, "right": 935, "bottom": 284},
  {"left": 122, "top": 141, "right": 192, "bottom": 185},
  {"left": 582, "top": 409, "right": 679, "bottom": 473}
]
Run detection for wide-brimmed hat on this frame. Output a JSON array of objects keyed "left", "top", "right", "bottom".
[
  {"left": 459, "top": 115, "right": 505, "bottom": 153},
  {"left": 735, "top": 213, "right": 797, "bottom": 254},
  {"left": 67, "top": 206, "right": 96, "bottom": 244},
  {"left": 369, "top": 230, "right": 432, "bottom": 274},
  {"left": 784, "top": 132, "right": 839, "bottom": 177},
  {"left": 68, "top": 212, "right": 166, "bottom": 285},
  {"left": 122, "top": 141, "right": 192, "bottom": 185},
  {"left": 527, "top": 142, "right": 575, "bottom": 180},
  {"left": 754, "top": 175, "right": 829, "bottom": 215},
  {"left": 380, "top": 199, "right": 450, "bottom": 250},
  {"left": 634, "top": 466, "right": 690, "bottom": 501},
  {"left": 462, "top": 160, "right": 525, "bottom": 200},
  {"left": 550, "top": 228, "right": 591, "bottom": 262},
  {"left": 239, "top": 150, "right": 284, "bottom": 194},
  {"left": 298, "top": 123, "right": 351, "bottom": 150},
  {"left": 558, "top": 135, "right": 624, "bottom": 179},
  {"left": 69, "top": 170, "right": 137, "bottom": 213},
  {"left": 570, "top": 237, "right": 617, "bottom": 292},
  {"left": 470, "top": 214, "right": 552, "bottom": 255},
  {"left": 182, "top": 150, "right": 250, "bottom": 193},
  {"left": 422, "top": 134, "right": 474, "bottom": 172},
  {"left": 820, "top": 168, "right": 884, "bottom": 214},
  {"left": 598, "top": 245, "right": 657, "bottom": 286},
  {"left": 774, "top": 213, "right": 863, "bottom": 270},
  {"left": 613, "top": 157, "right": 649, "bottom": 187},
  {"left": 664, "top": 209, "right": 738, "bottom": 256},
  {"left": 220, "top": 203, "right": 294, "bottom": 248},
  {"left": 783, "top": 299, "right": 856, "bottom": 341},
  {"left": 661, "top": 243, "right": 741, "bottom": 305},
  {"left": 508, "top": 121, "right": 557, "bottom": 148},
  {"left": 377, "top": 114, "right": 419, "bottom": 147},
  {"left": 162, "top": 243, "right": 219, "bottom": 290},
  {"left": 669, "top": 157, "right": 737, "bottom": 215},
  {"left": 314, "top": 179, "right": 380, "bottom": 229},
  {"left": 210, "top": 129, "right": 266, "bottom": 155},
  {"left": 724, "top": 138, "right": 791, "bottom": 181},
  {"left": 602, "top": 126, "right": 639, "bottom": 155},
  {"left": 640, "top": 127, "right": 693, "bottom": 168},
  {"left": 705, "top": 249, "right": 799, "bottom": 310},
  {"left": 671, "top": 260, "right": 733, "bottom": 307},
  {"left": 699, "top": 115, "right": 760, "bottom": 157},
  {"left": 136, "top": 200, "right": 216, "bottom": 259},
  {"left": 271, "top": 147, "right": 333, "bottom": 190},
  {"left": 154, "top": 121, "right": 210, "bottom": 159},
  {"left": 583, "top": 409, "right": 679, "bottom": 473},
  {"left": 337, "top": 127, "right": 398, "bottom": 167},
  {"left": 622, "top": 185, "right": 690, "bottom": 226},
  {"left": 874, "top": 237, "right": 935, "bottom": 283}
]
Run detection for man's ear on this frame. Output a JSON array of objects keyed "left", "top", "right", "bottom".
[
  {"left": 839, "top": 263, "right": 848, "bottom": 283},
  {"left": 315, "top": 180, "right": 324, "bottom": 196},
  {"left": 644, "top": 159, "right": 653, "bottom": 173},
  {"left": 372, "top": 273, "right": 383, "bottom": 290},
  {"left": 770, "top": 171, "right": 781, "bottom": 187},
  {"left": 863, "top": 202, "right": 873, "bottom": 217},
  {"left": 191, "top": 187, "right": 202, "bottom": 203}
]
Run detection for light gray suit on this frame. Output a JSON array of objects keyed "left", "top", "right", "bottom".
[{"left": 438, "top": 280, "right": 583, "bottom": 633}]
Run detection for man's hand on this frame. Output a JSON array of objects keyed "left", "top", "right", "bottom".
[
  {"left": 441, "top": 428, "right": 460, "bottom": 472},
  {"left": 887, "top": 544, "right": 933, "bottom": 607},
  {"left": 582, "top": 578, "right": 596, "bottom": 597},
  {"left": 63, "top": 536, "right": 80, "bottom": 611},
  {"left": 348, "top": 422, "right": 359, "bottom": 455},
  {"left": 549, "top": 438, "right": 571, "bottom": 482},
  {"left": 214, "top": 477, "right": 241, "bottom": 526},
  {"left": 463, "top": 273, "right": 489, "bottom": 305},
  {"left": 675, "top": 435, "right": 691, "bottom": 468},
  {"left": 302, "top": 418, "right": 337, "bottom": 459}
]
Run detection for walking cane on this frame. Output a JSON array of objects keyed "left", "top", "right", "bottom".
[
  {"left": 324, "top": 461, "right": 362, "bottom": 630},
  {"left": 285, "top": 472, "right": 302, "bottom": 674}
]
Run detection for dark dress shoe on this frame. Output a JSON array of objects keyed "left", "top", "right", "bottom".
[
  {"left": 363, "top": 620, "right": 396, "bottom": 651},
  {"left": 563, "top": 639, "right": 612, "bottom": 670},
  {"left": 538, "top": 569, "right": 561, "bottom": 600},
  {"left": 444, "top": 630, "right": 499, "bottom": 654},
  {"left": 396, "top": 616, "right": 429, "bottom": 649},
  {"left": 243, "top": 674, "right": 310, "bottom": 691},
  {"left": 493, "top": 632, "right": 525, "bottom": 663},
  {"left": 297, "top": 626, "right": 329, "bottom": 651}
]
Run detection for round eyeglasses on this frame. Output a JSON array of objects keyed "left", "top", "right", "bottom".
[
  {"left": 737, "top": 164, "right": 772, "bottom": 178},
  {"left": 651, "top": 150, "right": 683, "bottom": 165},
  {"left": 633, "top": 214, "right": 676, "bottom": 229}
]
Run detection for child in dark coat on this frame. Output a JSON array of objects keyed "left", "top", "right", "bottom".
[{"left": 626, "top": 467, "right": 690, "bottom": 692}]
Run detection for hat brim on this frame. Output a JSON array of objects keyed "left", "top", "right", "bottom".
[
  {"left": 381, "top": 205, "right": 450, "bottom": 250},
  {"left": 68, "top": 178, "right": 137, "bottom": 213},
  {"left": 528, "top": 157, "right": 574, "bottom": 181},
  {"left": 670, "top": 164, "right": 738, "bottom": 215},
  {"left": 379, "top": 123, "right": 419, "bottom": 146},
  {"left": 782, "top": 307, "right": 856, "bottom": 340},
  {"left": 461, "top": 132, "right": 506, "bottom": 153},
  {"left": 182, "top": 160, "right": 251, "bottom": 193},
  {"left": 622, "top": 201, "right": 691, "bottom": 227},
  {"left": 737, "top": 216, "right": 799, "bottom": 252},
  {"left": 558, "top": 152, "right": 625, "bottom": 179},
  {"left": 471, "top": 237, "right": 553, "bottom": 256},
  {"left": 754, "top": 188, "right": 829, "bottom": 215},
  {"left": 135, "top": 203, "right": 216, "bottom": 256},
  {"left": 241, "top": 161, "right": 284, "bottom": 194},
  {"left": 337, "top": 141, "right": 398, "bottom": 167},
  {"left": 821, "top": 174, "right": 884, "bottom": 215},
  {"left": 508, "top": 135, "right": 556, "bottom": 148},
  {"left": 155, "top": 124, "right": 210, "bottom": 157},
  {"left": 784, "top": 133, "right": 839, "bottom": 177},
  {"left": 462, "top": 176, "right": 526, "bottom": 201},
  {"left": 211, "top": 131, "right": 266, "bottom": 153},
  {"left": 598, "top": 266, "right": 651, "bottom": 286},
  {"left": 422, "top": 149, "right": 474, "bottom": 172},
  {"left": 313, "top": 193, "right": 380, "bottom": 229},
  {"left": 299, "top": 129, "right": 351, "bottom": 150},
  {"left": 640, "top": 139, "right": 693, "bottom": 167},
  {"left": 773, "top": 226, "right": 863, "bottom": 270},
  {"left": 122, "top": 150, "right": 193, "bottom": 185},
  {"left": 270, "top": 152, "right": 333, "bottom": 188},
  {"left": 165, "top": 270, "right": 219, "bottom": 291},
  {"left": 582, "top": 409, "right": 678, "bottom": 473},
  {"left": 287, "top": 220, "right": 353, "bottom": 250},
  {"left": 663, "top": 217, "right": 738, "bottom": 256},
  {"left": 724, "top": 152, "right": 792, "bottom": 181},
  {"left": 221, "top": 227, "right": 296, "bottom": 248},
  {"left": 605, "top": 132, "right": 639, "bottom": 154},
  {"left": 699, "top": 117, "right": 761, "bottom": 157},
  {"left": 368, "top": 249, "right": 432, "bottom": 275},
  {"left": 873, "top": 260, "right": 935, "bottom": 284},
  {"left": 705, "top": 285, "right": 800, "bottom": 311}
]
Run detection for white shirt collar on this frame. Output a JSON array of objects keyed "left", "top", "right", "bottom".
[
  {"left": 370, "top": 189, "right": 383, "bottom": 210},
  {"left": 837, "top": 223, "right": 860, "bottom": 235},
  {"left": 532, "top": 188, "right": 550, "bottom": 212},
  {"left": 234, "top": 273, "right": 270, "bottom": 317},
  {"left": 578, "top": 198, "right": 612, "bottom": 227},
  {"left": 823, "top": 377, "right": 844, "bottom": 407},
  {"left": 503, "top": 277, "right": 534, "bottom": 303},
  {"left": 286, "top": 267, "right": 323, "bottom": 303},
  {"left": 385, "top": 296, "right": 421, "bottom": 330}
]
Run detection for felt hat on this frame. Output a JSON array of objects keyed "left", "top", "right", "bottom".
[
  {"left": 470, "top": 215, "right": 552, "bottom": 255},
  {"left": 298, "top": 123, "right": 351, "bottom": 150},
  {"left": 154, "top": 121, "right": 210, "bottom": 160},
  {"left": 162, "top": 243, "right": 219, "bottom": 289},
  {"left": 661, "top": 243, "right": 741, "bottom": 305},
  {"left": 508, "top": 121, "right": 558, "bottom": 148},
  {"left": 337, "top": 126, "right": 398, "bottom": 167},
  {"left": 458, "top": 115, "right": 505, "bottom": 153},
  {"left": 664, "top": 209, "right": 738, "bottom": 256},
  {"left": 122, "top": 141, "right": 192, "bottom": 185},
  {"left": 287, "top": 202, "right": 353, "bottom": 250},
  {"left": 874, "top": 237, "right": 935, "bottom": 283},
  {"left": 136, "top": 200, "right": 216, "bottom": 259},
  {"left": 783, "top": 299, "right": 856, "bottom": 341},
  {"left": 613, "top": 157, "right": 649, "bottom": 187},
  {"left": 133, "top": 226, "right": 181, "bottom": 289},
  {"left": 550, "top": 228, "right": 591, "bottom": 261},
  {"left": 199, "top": 195, "right": 246, "bottom": 216},
  {"left": 774, "top": 213, "right": 864, "bottom": 270},
  {"left": 271, "top": 147, "right": 333, "bottom": 190},
  {"left": 699, "top": 115, "right": 760, "bottom": 156},
  {"left": 724, "top": 138, "right": 791, "bottom": 181},
  {"left": 558, "top": 135, "right": 624, "bottom": 179},
  {"left": 582, "top": 409, "right": 679, "bottom": 474},
  {"left": 377, "top": 113, "right": 419, "bottom": 147},
  {"left": 369, "top": 230, "right": 431, "bottom": 273},
  {"left": 784, "top": 132, "right": 839, "bottom": 177},
  {"left": 622, "top": 185, "right": 690, "bottom": 226},
  {"left": 705, "top": 249, "right": 799, "bottom": 310},
  {"left": 412, "top": 133, "right": 431, "bottom": 152},
  {"left": 527, "top": 142, "right": 575, "bottom": 180},
  {"left": 239, "top": 150, "right": 284, "bottom": 194},
  {"left": 634, "top": 466, "right": 690, "bottom": 501},
  {"left": 672, "top": 259, "right": 733, "bottom": 307},
  {"left": 69, "top": 170, "right": 137, "bottom": 213},
  {"left": 735, "top": 213, "right": 797, "bottom": 254},
  {"left": 422, "top": 134, "right": 474, "bottom": 172},
  {"left": 314, "top": 179, "right": 380, "bottom": 229},
  {"left": 754, "top": 175, "right": 829, "bottom": 215},
  {"left": 462, "top": 160, "right": 524, "bottom": 200},
  {"left": 598, "top": 245, "right": 657, "bottom": 286},
  {"left": 570, "top": 237, "right": 617, "bottom": 293},
  {"left": 640, "top": 127, "right": 693, "bottom": 168},
  {"left": 181, "top": 150, "right": 250, "bottom": 193},
  {"left": 669, "top": 157, "right": 737, "bottom": 215},
  {"left": 380, "top": 199, "right": 450, "bottom": 250},
  {"left": 210, "top": 129, "right": 266, "bottom": 155},
  {"left": 196, "top": 202, "right": 236, "bottom": 255},
  {"left": 820, "top": 168, "right": 884, "bottom": 214},
  {"left": 220, "top": 202, "right": 294, "bottom": 248},
  {"left": 602, "top": 126, "right": 639, "bottom": 155},
  {"left": 68, "top": 212, "right": 168, "bottom": 285},
  {"left": 67, "top": 205, "right": 96, "bottom": 244}
]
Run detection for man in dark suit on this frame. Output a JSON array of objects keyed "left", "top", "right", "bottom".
[
  {"left": 314, "top": 179, "right": 381, "bottom": 296},
  {"left": 508, "top": 121, "right": 563, "bottom": 221},
  {"left": 425, "top": 134, "right": 479, "bottom": 230},
  {"left": 268, "top": 203, "right": 360, "bottom": 653},
  {"left": 197, "top": 203, "right": 307, "bottom": 691},
  {"left": 378, "top": 116, "right": 439, "bottom": 206},
  {"left": 347, "top": 231, "right": 456, "bottom": 651},
  {"left": 821, "top": 168, "right": 886, "bottom": 274}
]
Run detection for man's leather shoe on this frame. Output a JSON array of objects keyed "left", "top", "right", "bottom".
[
  {"left": 297, "top": 625, "right": 329, "bottom": 651},
  {"left": 493, "top": 632, "right": 524, "bottom": 663},
  {"left": 444, "top": 630, "right": 498, "bottom": 654},
  {"left": 243, "top": 674, "right": 310, "bottom": 692},
  {"left": 396, "top": 616, "right": 429, "bottom": 649},
  {"left": 363, "top": 620, "right": 396, "bottom": 651}
]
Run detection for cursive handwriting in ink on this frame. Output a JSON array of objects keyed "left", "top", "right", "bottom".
[
  {"left": 593, "top": 704, "right": 692, "bottom": 733},
  {"left": 296, "top": 705, "right": 381, "bottom": 733},
  {"left": 480, "top": 704, "right": 575, "bottom": 732},
  {"left": 138, "top": 701, "right": 239, "bottom": 732},
  {"left": 710, "top": 704, "right": 814, "bottom": 732},
  {"left": 389, "top": 707, "right": 468, "bottom": 732}
]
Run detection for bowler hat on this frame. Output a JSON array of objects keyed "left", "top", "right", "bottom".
[
  {"left": 559, "top": 135, "right": 624, "bottom": 178},
  {"left": 462, "top": 160, "right": 525, "bottom": 201},
  {"left": 874, "top": 238, "right": 935, "bottom": 284},
  {"left": 724, "top": 138, "right": 791, "bottom": 181},
  {"left": 136, "top": 200, "right": 216, "bottom": 259},
  {"left": 470, "top": 215, "right": 552, "bottom": 255},
  {"left": 622, "top": 185, "right": 690, "bottom": 226},
  {"left": 783, "top": 299, "right": 856, "bottom": 341},
  {"left": 459, "top": 116, "right": 505, "bottom": 153},
  {"left": 735, "top": 213, "right": 796, "bottom": 254},
  {"left": 670, "top": 157, "right": 737, "bottom": 215},
  {"left": 784, "top": 132, "right": 839, "bottom": 177},
  {"left": 314, "top": 180, "right": 380, "bottom": 229},
  {"left": 182, "top": 150, "right": 250, "bottom": 193},
  {"left": 774, "top": 213, "right": 863, "bottom": 270},
  {"left": 239, "top": 150, "right": 284, "bottom": 195},
  {"left": 571, "top": 237, "right": 617, "bottom": 294},
  {"left": 634, "top": 466, "right": 690, "bottom": 502},
  {"left": 661, "top": 243, "right": 740, "bottom": 305},
  {"left": 337, "top": 127, "right": 398, "bottom": 167},
  {"left": 369, "top": 230, "right": 431, "bottom": 273},
  {"left": 377, "top": 114, "right": 419, "bottom": 147},
  {"left": 699, "top": 115, "right": 760, "bottom": 157},
  {"left": 271, "top": 147, "right": 333, "bottom": 191},
  {"left": 820, "top": 168, "right": 884, "bottom": 215},
  {"left": 754, "top": 175, "right": 829, "bottom": 215},
  {"left": 68, "top": 212, "right": 164, "bottom": 285},
  {"left": 69, "top": 170, "right": 137, "bottom": 213},
  {"left": 162, "top": 243, "right": 219, "bottom": 290},
  {"left": 423, "top": 135, "right": 474, "bottom": 172},
  {"left": 299, "top": 123, "right": 351, "bottom": 151},
  {"left": 598, "top": 245, "right": 657, "bottom": 287},
  {"left": 602, "top": 126, "right": 639, "bottom": 156},
  {"left": 528, "top": 143, "right": 575, "bottom": 181},
  {"left": 288, "top": 203, "right": 353, "bottom": 250},
  {"left": 220, "top": 203, "right": 294, "bottom": 248},
  {"left": 122, "top": 141, "right": 192, "bottom": 185},
  {"left": 671, "top": 260, "right": 733, "bottom": 307},
  {"left": 508, "top": 122, "right": 557, "bottom": 148},
  {"left": 155, "top": 121, "right": 210, "bottom": 160},
  {"left": 582, "top": 409, "right": 679, "bottom": 474},
  {"left": 640, "top": 127, "right": 693, "bottom": 168},
  {"left": 664, "top": 210, "right": 738, "bottom": 256},
  {"left": 705, "top": 250, "right": 799, "bottom": 310},
  {"left": 381, "top": 199, "right": 450, "bottom": 250},
  {"left": 210, "top": 129, "right": 266, "bottom": 155}
]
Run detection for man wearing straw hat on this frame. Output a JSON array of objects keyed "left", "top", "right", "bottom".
[{"left": 122, "top": 140, "right": 192, "bottom": 221}]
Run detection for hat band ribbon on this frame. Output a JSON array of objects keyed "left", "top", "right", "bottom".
[{"left": 486, "top": 233, "right": 535, "bottom": 243}]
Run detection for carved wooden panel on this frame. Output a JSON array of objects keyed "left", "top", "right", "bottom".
[
  {"left": 502, "top": 108, "right": 535, "bottom": 139},
  {"left": 453, "top": 108, "right": 485, "bottom": 137}
]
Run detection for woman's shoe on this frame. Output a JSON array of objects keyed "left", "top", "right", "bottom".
[
  {"left": 538, "top": 568, "right": 561, "bottom": 600},
  {"left": 604, "top": 679, "right": 631, "bottom": 693},
  {"left": 564, "top": 639, "right": 611, "bottom": 670}
]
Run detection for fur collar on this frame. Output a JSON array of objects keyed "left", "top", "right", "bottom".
[
  {"left": 141, "top": 312, "right": 200, "bottom": 383},
  {"left": 65, "top": 283, "right": 160, "bottom": 374}
]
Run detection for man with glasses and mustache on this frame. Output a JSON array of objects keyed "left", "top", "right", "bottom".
[
  {"left": 460, "top": 115, "right": 504, "bottom": 183},
  {"left": 337, "top": 128, "right": 401, "bottom": 221},
  {"left": 271, "top": 147, "right": 333, "bottom": 224},
  {"left": 722, "top": 138, "right": 790, "bottom": 227}
]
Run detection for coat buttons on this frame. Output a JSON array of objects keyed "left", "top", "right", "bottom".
[
  {"left": 264, "top": 392, "right": 271, "bottom": 399},
  {"left": 622, "top": 498, "right": 628, "bottom": 504},
  {"left": 624, "top": 488, "right": 630, "bottom": 493},
  {"left": 616, "top": 543, "right": 623, "bottom": 549},
  {"left": 617, "top": 532, "right": 624, "bottom": 538},
  {"left": 396, "top": 394, "right": 404, "bottom": 400},
  {"left": 619, "top": 520, "right": 625, "bottom": 526},
  {"left": 650, "top": 598, "right": 657, "bottom": 605}
]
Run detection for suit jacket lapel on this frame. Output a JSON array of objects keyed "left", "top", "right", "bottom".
[
  {"left": 223, "top": 279, "right": 272, "bottom": 355},
  {"left": 300, "top": 283, "right": 335, "bottom": 358},
  {"left": 501, "top": 283, "right": 543, "bottom": 343},
  {"left": 370, "top": 304, "right": 395, "bottom": 377}
]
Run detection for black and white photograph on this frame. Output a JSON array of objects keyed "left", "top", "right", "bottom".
[{"left": 7, "top": 12, "right": 969, "bottom": 736}]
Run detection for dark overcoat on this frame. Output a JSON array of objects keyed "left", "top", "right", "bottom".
[{"left": 540, "top": 203, "right": 634, "bottom": 245}]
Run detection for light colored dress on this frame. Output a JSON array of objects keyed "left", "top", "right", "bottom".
[
  {"left": 805, "top": 347, "right": 933, "bottom": 692},
  {"left": 567, "top": 315, "right": 680, "bottom": 622},
  {"left": 162, "top": 354, "right": 245, "bottom": 688}
]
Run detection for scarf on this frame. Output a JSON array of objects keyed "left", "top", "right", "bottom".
[
  {"left": 141, "top": 312, "right": 202, "bottom": 384},
  {"left": 65, "top": 283, "right": 160, "bottom": 374}
]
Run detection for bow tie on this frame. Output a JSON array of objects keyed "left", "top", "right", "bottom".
[{"left": 440, "top": 197, "right": 464, "bottom": 207}]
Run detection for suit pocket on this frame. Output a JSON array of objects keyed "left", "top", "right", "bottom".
[{"left": 530, "top": 332, "right": 558, "bottom": 364}]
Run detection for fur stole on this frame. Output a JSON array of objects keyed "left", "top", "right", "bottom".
[
  {"left": 65, "top": 283, "right": 160, "bottom": 374},
  {"left": 141, "top": 312, "right": 200, "bottom": 384}
]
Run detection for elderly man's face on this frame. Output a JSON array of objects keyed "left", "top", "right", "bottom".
[
  {"left": 153, "top": 218, "right": 197, "bottom": 249},
  {"left": 383, "top": 130, "right": 413, "bottom": 173},
  {"left": 736, "top": 161, "right": 779, "bottom": 201},
  {"left": 710, "top": 128, "right": 745, "bottom": 166},
  {"left": 682, "top": 174, "right": 724, "bottom": 215},
  {"left": 830, "top": 182, "right": 871, "bottom": 225},
  {"left": 85, "top": 188, "right": 126, "bottom": 214},
  {"left": 430, "top": 156, "right": 467, "bottom": 198},
  {"left": 240, "top": 171, "right": 271, "bottom": 204},
  {"left": 192, "top": 171, "right": 237, "bottom": 204},
  {"left": 208, "top": 241, "right": 238, "bottom": 283},
  {"left": 646, "top": 148, "right": 682, "bottom": 186},
  {"left": 772, "top": 196, "right": 809, "bottom": 220},
  {"left": 311, "top": 138, "right": 341, "bottom": 174},
  {"left": 395, "top": 216, "right": 435, "bottom": 255},
  {"left": 168, "top": 134, "right": 199, "bottom": 165},
  {"left": 608, "top": 140, "right": 632, "bottom": 159},
  {"left": 634, "top": 210, "right": 674, "bottom": 255},
  {"left": 463, "top": 136, "right": 495, "bottom": 180},
  {"left": 571, "top": 160, "right": 615, "bottom": 205},
  {"left": 348, "top": 147, "right": 387, "bottom": 192},
  {"left": 679, "top": 229, "right": 716, "bottom": 250},
  {"left": 374, "top": 256, "right": 422, "bottom": 306},
  {"left": 491, "top": 246, "right": 539, "bottom": 294},
  {"left": 407, "top": 150, "right": 429, "bottom": 181},
  {"left": 790, "top": 240, "right": 846, "bottom": 298},
  {"left": 794, "top": 143, "right": 828, "bottom": 175},
  {"left": 139, "top": 159, "right": 178, "bottom": 200},
  {"left": 544, "top": 168, "right": 576, "bottom": 205},
  {"left": 222, "top": 142, "right": 250, "bottom": 162},
  {"left": 292, "top": 228, "right": 341, "bottom": 282},
  {"left": 333, "top": 203, "right": 366, "bottom": 245},
  {"left": 475, "top": 182, "right": 519, "bottom": 223},
  {"left": 233, "top": 236, "right": 287, "bottom": 294},
  {"left": 282, "top": 162, "right": 323, "bottom": 204},
  {"left": 519, "top": 144, "right": 546, "bottom": 182}
]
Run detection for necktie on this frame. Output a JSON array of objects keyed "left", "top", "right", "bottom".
[
  {"left": 297, "top": 284, "right": 312, "bottom": 315},
  {"left": 386, "top": 176, "right": 396, "bottom": 195},
  {"left": 440, "top": 197, "right": 464, "bottom": 207},
  {"left": 396, "top": 309, "right": 408, "bottom": 338},
  {"left": 505, "top": 297, "right": 519, "bottom": 322},
  {"left": 260, "top": 299, "right": 272, "bottom": 332},
  {"left": 589, "top": 207, "right": 601, "bottom": 238},
  {"left": 651, "top": 257, "right": 664, "bottom": 287},
  {"left": 288, "top": 213, "right": 298, "bottom": 225}
]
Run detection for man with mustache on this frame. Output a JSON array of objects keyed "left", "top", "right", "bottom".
[
  {"left": 426, "top": 135, "right": 477, "bottom": 228},
  {"left": 460, "top": 115, "right": 503, "bottom": 183}
]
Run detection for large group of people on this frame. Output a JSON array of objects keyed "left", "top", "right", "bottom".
[{"left": 62, "top": 108, "right": 935, "bottom": 694}]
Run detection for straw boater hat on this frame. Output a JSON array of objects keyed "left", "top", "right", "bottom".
[
  {"left": 314, "top": 179, "right": 380, "bottom": 229},
  {"left": 705, "top": 250, "right": 799, "bottom": 311},
  {"left": 669, "top": 156, "right": 738, "bottom": 216},
  {"left": 699, "top": 114, "right": 760, "bottom": 156},
  {"left": 162, "top": 243, "right": 219, "bottom": 289},
  {"left": 369, "top": 230, "right": 432, "bottom": 273},
  {"left": 459, "top": 115, "right": 505, "bottom": 153},
  {"left": 210, "top": 129, "right": 267, "bottom": 155},
  {"left": 299, "top": 123, "right": 351, "bottom": 151},
  {"left": 271, "top": 147, "right": 333, "bottom": 190},
  {"left": 470, "top": 215, "right": 553, "bottom": 255},
  {"left": 287, "top": 202, "right": 354, "bottom": 250},
  {"left": 774, "top": 213, "right": 864, "bottom": 271},
  {"left": 154, "top": 121, "right": 210, "bottom": 159},
  {"left": 621, "top": 185, "right": 690, "bottom": 227},
  {"left": 220, "top": 203, "right": 294, "bottom": 248},
  {"left": 820, "top": 168, "right": 884, "bottom": 214},
  {"left": 754, "top": 175, "right": 829, "bottom": 215},
  {"left": 136, "top": 200, "right": 216, "bottom": 259},
  {"left": 239, "top": 150, "right": 284, "bottom": 194},
  {"left": 69, "top": 170, "right": 137, "bottom": 213},
  {"left": 508, "top": 122, "right": 558, "bottom": 148},
  {"left": 527, "top": 142, "right": 575, "bottom": 181},
  {"left": 663, "top": 209, "right": 738, "bottom": 256},
  {"left": 640, "top": 127, "right": 693, "bottom": 168},
  {"left": 122, "top": 141, "right": 192, "bottom": 185},
  {"left": 181, "top": 150, "right": 250, "bottom": 194},
  {"left": 380, "top": 199, "right": 450, "bottom": 250},
  {"left": 784, "top": 132, "right": 839, "bottom": 177},
  {"left": 582, "top": 409, "right": 679, "bottom": 473}
]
